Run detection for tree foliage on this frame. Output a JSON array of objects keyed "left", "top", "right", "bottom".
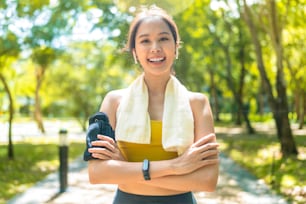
[{"left": 0, "top": 0, "right": 305, "bottom": 159}]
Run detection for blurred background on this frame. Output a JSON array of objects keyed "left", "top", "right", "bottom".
[{"left": 0, "top": 0, "right": 305, "bottom": 203}]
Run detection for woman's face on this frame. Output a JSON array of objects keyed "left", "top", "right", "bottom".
[{"left": 134, "top": 17, "right": 177, "bottom": 76}]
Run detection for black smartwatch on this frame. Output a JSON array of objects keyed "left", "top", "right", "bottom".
[{"left": 142, "top": 159, "right": 151, "bottom": 180}]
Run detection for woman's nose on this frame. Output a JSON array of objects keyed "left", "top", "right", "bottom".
[{"left": 151, "top": 42, "right": 161, "bottom": 52}]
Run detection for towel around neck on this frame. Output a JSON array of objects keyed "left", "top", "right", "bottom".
[{"left": 115, "top": 74, "right": 194, "bottom": 155}]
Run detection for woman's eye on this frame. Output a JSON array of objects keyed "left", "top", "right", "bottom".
[
  {"left": 160, "top": 37, "right": 169, "bottom": 41},
  {"left": 140, "top": 39, "right": 150, "bottom": 44}
]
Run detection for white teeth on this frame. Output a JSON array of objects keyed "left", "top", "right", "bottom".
[{"left": 149, "top": 58, "right": 164, "bottom": 62}]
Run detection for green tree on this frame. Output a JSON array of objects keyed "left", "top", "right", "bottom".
[
  {"left": 242, "top": 0, "right": 298, "bottom": 157},
  {"left": 22, "top": 0, "right": 125, "bottom": 131},
  {"left": 0, "top": 1, "right": 22, "bottom": 159},
  {"left": 175, "top": 0, "right": 256, "bottom": 131},
  {"left": 20, "top": 1, "right": 74, "bottom": 132},
  {"left": 44, "top": 41, "right": 127, "bottom": 130},
  {"left": 282, "top": 0, "right": 306, "bottom": 129},
  {"left": 206, "top": 5, "right": 254, "bottom": 133},
  {"left": 31, "top": 46, "right": 58, "bottom": 133}
]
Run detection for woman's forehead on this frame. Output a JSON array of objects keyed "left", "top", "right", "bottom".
[{"left": 136, "top": 17, "right": 172, "bottom": 36}]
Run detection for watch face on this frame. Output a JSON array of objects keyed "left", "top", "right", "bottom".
[
  {"left": 143, "top": 159, "right": 149, "bottom": 170},
  {"left": 142, "top": 159, "right": 151, "bottom": 180}
]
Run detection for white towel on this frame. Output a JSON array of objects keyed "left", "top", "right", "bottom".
[{"left": 115, "top": 74, "right": 194, "bottom": 155}]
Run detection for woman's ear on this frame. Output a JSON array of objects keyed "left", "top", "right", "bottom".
[
  {"left": 132, "top": 49, "right": 138, "bottom": 64},
  {"left": 175, "top": 46, "right": 179, "bottom": 60}
]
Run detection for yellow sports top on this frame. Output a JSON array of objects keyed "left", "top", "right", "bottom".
[{"left": 117, "top": 120, "right": 178, "bottom": 162}]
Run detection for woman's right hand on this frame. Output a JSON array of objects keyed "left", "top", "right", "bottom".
[
  {"left": 172, "top": 133, "right": 219, "bottom": 175},
  {"left": 88, "top": 135, "right": 126, "bottom": 161}
]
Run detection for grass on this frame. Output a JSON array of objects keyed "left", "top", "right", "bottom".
[
  {"left": 0, "top": 138, "right": 85, "bottom": 203},
  {"left": 217, "top": 128, "right": 306, "bottom": 204}
]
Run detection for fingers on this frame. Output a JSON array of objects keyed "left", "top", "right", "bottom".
[
  {"left": 97, "top": 135, "right": 116, "bottom": 145},
  {"left": 89, "top": 147, "right": 113, "bottom": 159},
  {"left": 192, "top": 142, "right": 219, "bottom": 155},
  {"left": 200, "top": 158, "right": 219, "bottom": 166},
  {"left": 91, "top": 135, "right": 115, "bottom": 151},
  {"left": 190, "top": 136, "right": 219, "bottom": 162},
  {"left": 89, "top": 135, "right": 124, "bottom": 160},
  {"left": 192, "top": 133, "right": 216, "bottom": 147},
  {"left": 88, "top": 147, "right": 119, "bottom": 160},
  {"left": 201, "top": 142, "right": 219, "bottom": 152},
  {"left": 89, "top": 147, "right": 125, "bottom": 161},
  {"left": 200, "top": 148, "right": 219, "bottom": 160}
]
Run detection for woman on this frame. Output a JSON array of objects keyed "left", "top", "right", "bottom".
[{"left": 87, "top": 5, "right": 219, "bottom": 204}]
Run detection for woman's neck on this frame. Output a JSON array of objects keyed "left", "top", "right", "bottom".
[{"left": 143, "top": 73, "right": 171, "bottom": 95}]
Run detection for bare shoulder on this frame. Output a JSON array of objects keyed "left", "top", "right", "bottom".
[
  {"left": 104, "top": 89, "right": 126, "bottom": 103},
  {"left": 188, "top": 91, "right": 209, "bottom": 108},
  {"left": 188, "top": 91, "right": 215, "bottom": 139},
  {"left": 100, "top": 89, "right": 127, "bottom": 110},
  {"left": 188, "top": 91, "right": 213, "bottom": 123},
  {"left": 99, "top": 89, "right": 127, "bottom": 127}
]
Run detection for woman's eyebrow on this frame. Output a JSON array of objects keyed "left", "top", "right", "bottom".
[
  {"left": 137, "top": 33, "right": 149, "bottom": 39},
  {"left": 159, "top": 31, "right": 171, "bottom": 36},
  {"left": 137, "top": 31, "right": 171, "bottom": 39}
]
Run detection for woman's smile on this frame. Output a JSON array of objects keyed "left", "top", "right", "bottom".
[
  {"left": 148, "top": 57, "right": 166, "bottom": 62},
  {"left": 134, "top": 17, "right": 176, "bottom": 75}
]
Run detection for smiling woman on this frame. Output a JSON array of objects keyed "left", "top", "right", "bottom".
[
  {"left": 132, "top": 17, "right": 177, "bottom": 75},
  {"left": 84, "top": 5, "right": 219, "bottom": 204}
]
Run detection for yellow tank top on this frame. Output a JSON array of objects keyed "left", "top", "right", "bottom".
[{"left": 117, "top": 120, "right": 178, "bottom": 162}]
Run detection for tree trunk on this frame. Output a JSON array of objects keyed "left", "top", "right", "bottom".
[
  {"left": 223, "top": 45, "right": 241, "bottom": 125},
  {"left": 285, "top": 48, "right": 305, "bottom": 130},
  {"left": 209, "top": 68, "right": 220, "bottom": 121},
  {"left": 242, "top": 0, "right": 298, "bottom": 157},
  {"left": 237, "top": 23, "right": 255, "bottom": 134},
  {"left": 208, "top": 19, "right": 255, "bottom": 129},
  {"left": 0, "top": 73, "right": 14, "bottom": 159},
  {"left": 34, "top": 66, "right": 45, "bottom": 133},
  {"left": 268, "top": 0, "right": 298, "bottom": 156},
  {"left": 257, "top": 86, "right": 265, "bottom": 116},
  {"left": 300, "top": 94, "right": 306, "bottom": 129}
]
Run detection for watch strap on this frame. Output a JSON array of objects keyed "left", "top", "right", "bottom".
[{"left": 142, "top": 159, "right": 151, "bottom": 180}]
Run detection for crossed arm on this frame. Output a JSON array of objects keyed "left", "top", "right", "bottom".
[{"left": 87, "top": 90, "right": 219, "bottom": 192}]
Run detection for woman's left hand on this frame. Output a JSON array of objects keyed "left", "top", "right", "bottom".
[{"left": 88, "top": 135, "right": 125, "bottom": 161}]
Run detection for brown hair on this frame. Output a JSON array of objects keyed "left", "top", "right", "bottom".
[{"left": 124, "top": 5, "right": 181, "bottom": 52}]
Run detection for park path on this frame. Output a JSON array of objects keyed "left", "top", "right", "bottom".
[
  {"left": 46, "top": 154, "right": 287, "bottom": 204},
  {"left": 8, "top": 152, "right": 287, "bottom": 204},
  {"left": 4, "top": 121, "right": 292, "bottom": 204}
]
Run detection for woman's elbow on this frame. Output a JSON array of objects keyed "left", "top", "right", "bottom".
[
  {"left": 88, "top": 176, "right": 99, "bottom": 184},
  {"left": 88, "top": 160, "right": 108, "bottom": 184},
  {"left": 196, "top": 167, "right": 219, "bottom": 192},
  {"left": 88, "top": 166, "right": 100, "bottom": 184},
  {"left": 204, "top": 178, "right": 218, "bottom": 192},
  {"left": 88, "top": 171, "right": 101, "bottom": 184},
  {"left": 194, "top": 176, "right": 218, "bottom": 192}
]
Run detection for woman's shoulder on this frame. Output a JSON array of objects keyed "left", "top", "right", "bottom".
[
  {"left": 100, "top": 89, "right": 127, "bottom": 112},
  {"left": 100, "top": 89, "right": 128, "bottom": 127},
  {"left": 188, "top": 91, "right": 209, "bottom": 104},
  {"left": 105, "top": 89, "right": 127, "bottom": 101},
  {"left": 187, "top": 91, "right": 210, "bottom": 113}
]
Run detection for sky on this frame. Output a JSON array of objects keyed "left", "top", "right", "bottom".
[{"left": 1, "top": 0, "right": 253, "bottom": 49}]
